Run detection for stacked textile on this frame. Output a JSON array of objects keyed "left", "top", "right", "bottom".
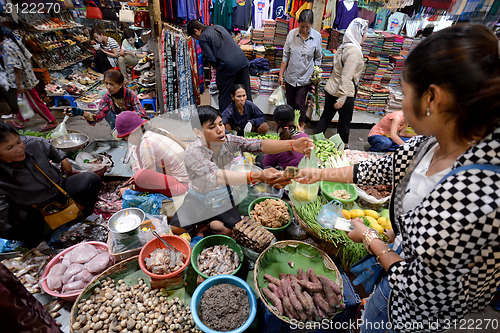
[
  {"left": 354, "top": 85, "right": 372, "bottom": 112},
  {"left": 389, "top": 55, "right": 405, "bottom": 87},
  {"left": 265, "top": 47, "right": 275, "bottom": 65},
  {"left": 275, "top": 19, "right": 288, "bottom": 47},
  {"left": 362, "top": 34, "right": 376, "bottom": 56},
  {"left": 385, "top": 87, "right": 403, "bottom": 113},
  {"left": 400, "top": 37, "right": 413, "bottom": 57},
  {"left": 329, "top": 29, "right": 344, "bottom": 50},
  {"left": 252, "top": 29, "right": 264, "bottom": 44},
  {"left": 361, "top": 55, "right": 380, "bottom": 84},
  {"left": 392, "top": 35, "right": 404, "bottom": 55},
  {"left": 263, "top": 19, "right": 276, "bottom": 45},
  {"left": 370, "top": 33, "right": 384, "bottom": 56},
  {"left": 241, "top": 44, "right": 254, "bottom": 60},
  {"left": 321, "top": 29, "right": 330, "bottom": 49},
  {"left": 259, "top": 71, "right": 280, "bottom": 95},
  {"left": 274, "top": 47, "right": 284, "bottom": 67},
  {"left": 250, "top": 76, "right": 261, "bottom": 94},
  {"left": 367, "top": 85, "right": 390, "bottom": 114},
  {"left": 321, "top": 49, "right": 335, "bottom": 76},
  {"left": 254, "top": 45, "right": 266, "bottom": 58},
  {"left": 374, "top": 57, "right": 389, "bottom": 84}
]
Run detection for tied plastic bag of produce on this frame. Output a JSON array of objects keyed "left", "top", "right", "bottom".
[
  {"left": 122, "top": 189, "right": 172, "bottom": 215},
  {"left": 268, "top": 86, "right": 286, "bottom": 106},
  {"left": 289, "top": 149, "right": 320, "bottom": 207},
  {"left": 50, "top": 115, "right": 70, "bottom": 139},
  {"left": 18, "top": 94, "right": 35, "bottom": 119}
]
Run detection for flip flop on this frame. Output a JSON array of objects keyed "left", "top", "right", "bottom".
[
  {"left": 40, "top": 122, "right": 59, "bottom": 131},
  {"left": 4, "top": 119, "right": 24, "bottom": 129}
]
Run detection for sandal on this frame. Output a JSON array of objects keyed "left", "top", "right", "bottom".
[
  {"left": 4, "top": 119, "right": 24, "bottom": 129},
  {"left": 40, "top": 121, "right": 59, "bottom": 131}
]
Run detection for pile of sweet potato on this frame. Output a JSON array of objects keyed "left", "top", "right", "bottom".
[{"left": 261, "top": 267, "right": 344, "bottom": 322}]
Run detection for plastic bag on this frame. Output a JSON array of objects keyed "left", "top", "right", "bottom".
[
  {"left": 18, "top": 94, "right": 35, "bottom": 119},
  {"left": 122, "top": 189, "right": 172, "bottom": 215},
  {"left": 243, "top": 121, "right": 252, "bottom": 135},
  {"left": 316, "top": 200, "right": 343, "bottom": 228},
  {"left": 288, "top": 149, "right": 320, "bottom": 207},
  {"left": 50, "top": 115, "right": 70, "bottom": 139},
  {"left": 268, "top": 86, "right": 286, "bottom": 106}
]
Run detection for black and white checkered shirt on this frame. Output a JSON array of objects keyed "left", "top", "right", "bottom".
[{"left": 355, "top": 128, "right": 500, "bottom": 332}]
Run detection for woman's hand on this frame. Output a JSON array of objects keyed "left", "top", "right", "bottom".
[
  {"left": 60, "top": 158, "right": 72, "bottom": 174},
  {"left": 16, "top": 84, "right": 25, "bottom": 95},
  {"left": 334, "top": 100, "right": 344, "bottom": 109},
  {"left": 278, "top": 75, "right": 284, "bottom": 86},
  {"left": 292, "top": 137, "right": 315, "bottom": 155},
  {"left": 294, "top": 167, "right": 322, "bottom": 184},
  {"left": 346, "top": 218, "right": 369, "bottom": 243},
  {"left": 384, "top": 229, "right": 395, "bottom": 243},
  {"left": 83, "top": 111, "right": 96, "bottom": 122}
]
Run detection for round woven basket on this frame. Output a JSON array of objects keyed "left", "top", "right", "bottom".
[
  {"left": 291, "top": 203, "right": 344, "bottom": 260},
  {"left": 254, "top": 240, "right": 343, "bottom": 325}
]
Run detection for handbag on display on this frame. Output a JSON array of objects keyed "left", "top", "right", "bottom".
[
  {"left": 33, "top": 163, "right": 83, "bottom": 230},
  {"left": 134, "top": 9, "right": 150, "bottom": 28},
  {"left": 119, "top": 4, "right": 134, "bottom": 23},
  {"left": 86, "top": 0, "right": 103, "bottom": 19},
  {"left": 102, "top": 0, "right": 118, "bottom": 21}
]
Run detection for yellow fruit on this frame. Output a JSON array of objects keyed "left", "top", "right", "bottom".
[
  {"left": 294, "top": 187, "right": 313, "bottom": 202},
  {"left": 385, "top": 220, "right": 392, "bottom": 230},
  {"left": 364, "top": 216, "right": 378, "bottom": 225},
  {"left": 180, "top": 233, "right": 191, "bottom": 242},
  {"left": 364, "top": 209, "right": 380, "bottom": 219},
  {"left": 342, "top": 209, "right": 351, "bottom": 219},
  {"left": 377, "top": 217, "right": 388, "bottom": 228},
  {"left": 370, "top": 222, "right": 385, "bottom": 235},
  {"left": 349, "top": 209, "right": 365, "bottom": 219}
]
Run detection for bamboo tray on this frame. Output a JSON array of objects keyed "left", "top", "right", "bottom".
[{"left": 254, "top": 240, "right": 343, "bottom": 325}]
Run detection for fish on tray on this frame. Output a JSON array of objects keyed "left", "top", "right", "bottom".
[{"left": 197, "top": 245, "right": 240, "bottom": 277}]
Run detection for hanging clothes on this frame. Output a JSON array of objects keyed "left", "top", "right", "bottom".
[
  {"left": 177, "top": 0, "right": 199, "bottom": 20},
  {"left": 233, "top": 0, "right": 252, "bottom": 29},
  {"left": 334, "top": 0, "right": 359, "bottom": 30},
  {"left": 358, "top": 7, "right": 376, "bottom": 27},
  {"left": 202, "top": 0, "right": 212, "bottom": 24},
  {"left": 253, "top": 0, "right": 271, "bottom": 29},
  {"left": 160, "top": 0, "right": 178, "bottom": 21},
  {"left": 386, "top": 12, "right": 408, "bottom": 34},
  {"left": 272, "top": 0, "right": 287, "bottom": 19},
  {"left": 323, "top": 0, "right": 337, "bottom": 29},
  {"left": 422, "top": 0, "right": 453, "bottom": 9},
  {"left": 213, "top": 0, "right": 235, "bottom": 30},
  {"left": 373, "top": 8, "right": 390, "bottom": 30}
]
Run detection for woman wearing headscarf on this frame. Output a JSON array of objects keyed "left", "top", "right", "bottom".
[{"left": 314, "top": 18, "right": 368, "bottom": 146}]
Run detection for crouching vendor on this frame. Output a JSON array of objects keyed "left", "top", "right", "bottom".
[
  {"left": 170, "top": 106, "right": 314, "bottom": 237},
  {"left": 0, "top": 124, "right": 102, "bottom": 247}
]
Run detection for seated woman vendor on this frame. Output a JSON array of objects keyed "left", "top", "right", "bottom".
[
  {"left": 170, "top": 106, "right": 313, "bottom": 237},
  {"left": 0, "top": 124, "right": 102, "bottom": 247},
  {"left": 260, "top": 104, "right": 310, "bottom": 170},
  {"left": 368, "top": 110, "right": 416, "bottom": 152},
  {"left": 221, "top": 84, "right": 269, "bottom": 136},
  {"left": 115, "top": 111, "right": 189, "bottom": 197},
  {"left": 66, "top": 69, "right": 148, "bottom": 131}
]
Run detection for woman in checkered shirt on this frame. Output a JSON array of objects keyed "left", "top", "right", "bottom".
[{"left": 295, "top": 24, "right": 500, "bottom": 332}]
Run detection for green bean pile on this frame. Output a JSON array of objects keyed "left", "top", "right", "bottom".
[
  {"left": 313, "top": 140, "right": 340, "bottom": 167},
  {"left": 247, "top": 134, "right": 279, "bottom": 140},
  {"left": 295, "top": 195, "right": 367, "bottom": 266}
]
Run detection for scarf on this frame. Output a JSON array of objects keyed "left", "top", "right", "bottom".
[{"left": 342, "top": 18, "right": 369, "bottom": 53}]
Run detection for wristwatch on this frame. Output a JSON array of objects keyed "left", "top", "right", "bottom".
[{"left": 362, "top": 228, "right": 380, "bottom": 255}]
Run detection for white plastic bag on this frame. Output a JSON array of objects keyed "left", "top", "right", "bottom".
[
  {"left": 268, "top": 86, "right": 286, "bottom": 106},
  {"left": 18, "top": 94, "right": 35, "bottom": 119},
  {"left": 243, "top": 121, "right": 252, "bottom": 135},
  {"left": 50, "top": 115, "right": 70, "bottom": 139}
]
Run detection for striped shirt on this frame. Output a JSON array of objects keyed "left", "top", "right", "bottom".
[
  {"left": 184, "top": 135, "right": 262, "bottom": 194},
  {"left": 132, "top": 131, "right": 189, "bottom": 184},
  {"left": 88, "top": 88, "right": 148, "bottom": 125},
  {"left": 100, "top": 36, "right": 120, "bottom": 67}
]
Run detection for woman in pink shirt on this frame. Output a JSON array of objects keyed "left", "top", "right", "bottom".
[{"left": 368, "top": 111, "right": 416, "bottom": 151}]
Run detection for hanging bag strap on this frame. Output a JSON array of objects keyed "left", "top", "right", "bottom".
[
  {"left": 33, "top": 163, "right": 70, "bottom": 197},
  {"left": 438, "top": 164, "right": 500, "bottom": 185}
]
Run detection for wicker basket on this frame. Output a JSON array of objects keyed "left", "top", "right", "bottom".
[
  {"left": 291, "top": 203, "right": 344, "bottom": 260},
  {"left": 254, "top": 240, "right": 343, "bottom": 325},
  {"left": 70, "top": 256, "right": 142, "bottom": 332}
]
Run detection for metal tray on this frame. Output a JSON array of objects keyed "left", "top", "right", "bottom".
[{"left": 82, "top": 140, "right": 133, "bottom": 177}]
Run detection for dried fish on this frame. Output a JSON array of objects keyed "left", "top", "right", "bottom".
[{"left": 197, "top": 245, "right": 240, "bottom": 277}]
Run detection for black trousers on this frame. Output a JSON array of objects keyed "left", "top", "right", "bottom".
[
  {"left": 285, "top": 82, "right": 311, "bottom": 124},
  {"left": 314, "top": 90, "right": 357, "bottom": 144},
  {"left": 216, "top": 66, "right": 252, "bottom": 112},
  {"left": 95, "top": 49, "right": 112, "bottom": 73},
  {"left": 0, "top": 87, "right": 19, "bottom": 115},
  {"left": 4, "top": 172, "right": 102, "bottom": 247}
]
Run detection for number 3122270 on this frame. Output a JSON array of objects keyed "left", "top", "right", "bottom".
[{"left": 5, "top": 3, "right": 61, "bottom": 14}]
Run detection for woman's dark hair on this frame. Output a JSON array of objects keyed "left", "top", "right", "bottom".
[
  {"left": 403, "top": 23, "right": 500, "bottom": 141},
  {"left": 231, "top": 84, "right": 246, "bottom": 97},
  {"left": 187, "top": 20, "right": 205, "bottom": 37},
  {"left": 421, "top": 25, "right": 434, "bottom": 37},
  {"left": 273, "top": 105, "right": 297, "bottom": 140},
  {"left": 90, "top": 26, "right": 105, "bottom": 38},
  {"left": 298, "top": 9, "right": 314, "bottom": 24},
  {"left": 123, "top": 29, "right": 135, "bottom": 40},
  {"left": 192, "top": 105, "right": 221, "bottom": 130},
  {"left": 0, "top": 25, "right": 30, "bottom": 60},
  {"left": 0, "top": 123, "right": 20, "bottom": 143},
  {"left": 103, "top": 69, "right": 124, "bottom": 85}
]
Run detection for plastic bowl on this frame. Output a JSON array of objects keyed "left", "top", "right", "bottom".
[
  {"left": 191, "top": 275, "right": 257, "bottom": 333},
  {"left": 320, "top": 181, "right": 358, "bottom": 204},
  {"left": 248, "top": 196, "right": 293, "bottom": 233},
  {"left": 138, "top": 235, "right": 191, "bottom": 279},
  {"left": 40, "top": 241, "right": 111, "bottom": 301},
  {"left": 191, "top": 235, "right": 244, "bottom": 279}
]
